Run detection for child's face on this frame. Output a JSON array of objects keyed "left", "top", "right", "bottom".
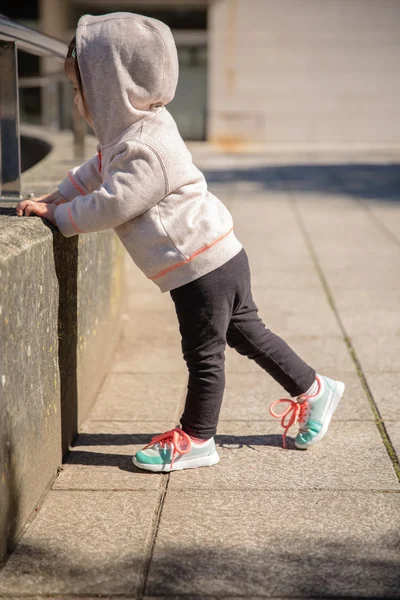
[{"left": 69, "top": 72, "right": 92, "bottom": 127}]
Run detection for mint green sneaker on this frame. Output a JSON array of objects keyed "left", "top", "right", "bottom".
[
  {"left": 269, "top": 375, "right": 345, "bottom": 449},
  {"left": 132, "top": 427, "right": 220, "bottom": 472}
]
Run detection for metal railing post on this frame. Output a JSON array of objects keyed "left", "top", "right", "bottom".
[
  {"left": 0, "top": 14, "right": 77, "bottom": 202},
  {"left": 0, "top": 40, "right": 22, "bottom": 199}
]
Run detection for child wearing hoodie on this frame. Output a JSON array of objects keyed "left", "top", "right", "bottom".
[{"left": 16, "top": 12, "right": 345, "bottom": 472}]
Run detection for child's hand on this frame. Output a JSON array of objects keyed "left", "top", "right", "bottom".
[
  {"left": 16, "top": 200, "right": 58, "bottom": 226},
  {"left": 15, "top": 191, "right": 66, "bottom": 215}
]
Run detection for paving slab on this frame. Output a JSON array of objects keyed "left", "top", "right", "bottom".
[
  {"left": 124, "top": 286, "right": 173, "bottom": 312},
  {"left": 242, "top": 232, "right": 310, "bottom": 257},
  {"left": 250, "top": 267, "right": 322, "bottom": 290},
  {"left": 333, "top": 289, "right": 400, "bottom": 335},
  {"left": 0, "top": 490, "right": 159, "bottom": 595},
  {"left": 111, "top": 339, "right": 186, "bottom": 374},
  {"left": 365, "top": 373, "right": 400, "bottom": 421},
  {"left": 253, "top": 290, "right": 340, "bottom": 336},
  {"left": 318, "top": 256, "right": 400, "bottom": 291},
  {"left": 242, "top": 245, "right": 314, "bottom": 272},
  {"left": 294, "top": 196, "right": 370, "bottom": 222},
  {"left": 367, "top": 202, "right": 400, "bottom": 244},
  {"left": 225, "top": 335, "right": 356, "bottom": 375},
  {"left": 120, "top": 307, "right": 181, "bottom": 343},
  {"left": 54, "top": 421, "right": 178, "bottom": 491},
  {"left": 147, "top": 491, "right": 400, "bottom": 598},
  {"left": 219, "top": 371, "right": 373, "bottom": 421},
  {"left": 89, "top": 372, "right": 185, "bottom": 421},
  {"left": 350, "top": 335, "right": 400, "bottom": 372},
  {"left": 167, "top": 421, "right": 398, "bottom": 491},
  {"left": 296, "top": 207, "right": 397, "bottom": 253}
]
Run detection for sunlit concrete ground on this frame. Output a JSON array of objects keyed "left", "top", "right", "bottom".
[{"left": 0, "top": 141, "right": 399, "bottom": 598}]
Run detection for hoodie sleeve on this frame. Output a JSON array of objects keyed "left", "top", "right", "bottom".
[
  {"left": 54, "top": 142, "right": 168, "bottom": 237},
  {"left": 58, "top": 153, "right": 102, "bottom": 201}
]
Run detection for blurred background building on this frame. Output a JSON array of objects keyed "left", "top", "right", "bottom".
[{"left": 4, "top": 0, "right": 400, "bottom": 147}]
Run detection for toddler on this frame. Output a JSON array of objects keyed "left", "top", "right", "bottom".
[{"left": 16, "top": 12, "right": 345, "bottom": 472}]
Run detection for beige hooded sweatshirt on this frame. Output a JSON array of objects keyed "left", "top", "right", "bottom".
[{"left": 55, "top": 12, "right": 242, "bottom": 292}]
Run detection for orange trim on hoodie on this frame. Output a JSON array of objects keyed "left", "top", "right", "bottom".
[
  {"left": 150, "top": 227, "right": 234, "bottom": 281},
  {"left": 68, "top": 205, "right": 85, "bottom": 234},
  {"left": 68, "top": 172, "right": 86, "bottom": 196}
]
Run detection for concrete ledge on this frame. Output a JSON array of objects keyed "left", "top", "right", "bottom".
[{"left": 0, "top": 129, "right": 124, "bottom": 560}]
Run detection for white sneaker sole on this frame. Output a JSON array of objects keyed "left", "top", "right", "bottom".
[
  {"left": 132, "top": 450, "right": 220, "bottom": 473},
  {"left": 294, "top": 381, "right": 345, "bottom": 450}
]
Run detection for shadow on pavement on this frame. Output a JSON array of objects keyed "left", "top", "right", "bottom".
[
  {"left": 204, "top": 163, "right": 400, "bottom": 202},
  {"left": 62, "top": 432, "right": 295, "bottom": 472},
  {"left": 0, "top": 536, "right": 399, "bottom": 598}
]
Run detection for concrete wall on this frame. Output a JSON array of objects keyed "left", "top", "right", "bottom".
[
  {"left": 0, "top": 160, "right": 124, "bottom": 558},
  {"left": 209, "top": 0, "right": 400, "bottom": 147}
]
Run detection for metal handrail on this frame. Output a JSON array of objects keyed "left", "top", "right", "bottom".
[
  {"left": 0, "top": 14, "right": 82, "bottom": 201},
  {"left": 0, "top": 14, "right": 67, "bottom": 59}
]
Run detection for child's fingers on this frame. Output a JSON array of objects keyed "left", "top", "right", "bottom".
[
  {"left": 16, "top": 199, "right": 34, "bottom": 216},
  {"left": 23, "top": 203, "right": 35, "bottom": 216},
  {"left": 24, "top": 202, "right": 47, "bottom": 217}
]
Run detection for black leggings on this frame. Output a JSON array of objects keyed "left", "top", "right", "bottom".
[{"left": 170, "top": 248, "right": 315, "bottom": 439}]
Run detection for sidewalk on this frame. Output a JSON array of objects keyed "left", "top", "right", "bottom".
[{"left": 0, "top": 147, "right": 399, "bottom": 598}]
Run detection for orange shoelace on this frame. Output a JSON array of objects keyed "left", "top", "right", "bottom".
[
  {"left": 143, "top": 428, "right": 192, "bottom": 469},
  {"left": 269, "top": 377, "right": 321, "bottom": 448}
]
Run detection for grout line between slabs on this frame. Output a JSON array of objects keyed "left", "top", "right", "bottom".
[
  {"left": 290, "top": 195, "right": 400, "bottom": 482},
  {"left": 359, "top": 198, "right": 400, "bottom": 249},
  {"left": 134, "top": 474, "right": 170, "bottom": 600},
  {"left": 135, "top": 398, "right": 184, "bottom": 599}
]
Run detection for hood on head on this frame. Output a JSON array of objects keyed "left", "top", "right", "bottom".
[{"left": 75, "top": 12, "right": 179, "bottom": 145}]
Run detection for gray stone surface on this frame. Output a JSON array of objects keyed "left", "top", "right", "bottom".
[
  {"left": 251, "top": 267, "right": 322, "bottom": 290},
  {"left": 111, "top": 338, "right": 186, "bottom": 373},
  {"left": 220, "top": 371, "right": 374, "bottom": 422},
  {"left": 225, "top": 335, "right": 356, "bottom": 374},
  {"left": 0, "top": 227, "right": 62, "bottom": 559},
  {"left": 0, "top": 491, "right": 159, "bottom": 595},
  {"left": 120, "top": 307, "right": 181, "bottom": 343},
  {"left": 333, "top": 289, "right": 400, "bottom": 335},
  {"left": 350, "top": 335, "right": 400, "bottom": 372},
  {"left": 0, "top": 130, "right": 125, "bottom": 560},
  {"left": 75, "top": 231, "right": 125, "bottom": 426},
  {"left": 167, "top": 421, "right": 399, "bottom": 491},
  {"left": 124, "top": 284, "right": 173, "bottom": 313},
  {"left": 89, "top": 373, "right": 185, "bottom": 421},
  {"left": 252, "top": 289, "right": 341, "bottom": 336},
  {"left": 386, "top": 423, "right": 400, "bottom": 460},
  {"left": 320, "top": 256, "right": 400, "bottom": 291},
  {"left": 147, "top": 491, "right": 400, "bottom": 597},
  {"left": 2, "top": 144, "right": 400, "bottom": 597},
  {"left": 299, "top": 209, "right": 396, "bottom": 255},
  {"left": 365, "top": 373, "right": 400, "bottom": 421},
  {"left": 368, "top": 203, "right": 400, "bottom": 244},
  {"left": 112, "top": 280, "right": 184, "bottom": 373}
]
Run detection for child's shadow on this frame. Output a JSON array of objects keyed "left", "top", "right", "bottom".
[{"left": 64, "top": 432, "right": 297, "bottom": 475}]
